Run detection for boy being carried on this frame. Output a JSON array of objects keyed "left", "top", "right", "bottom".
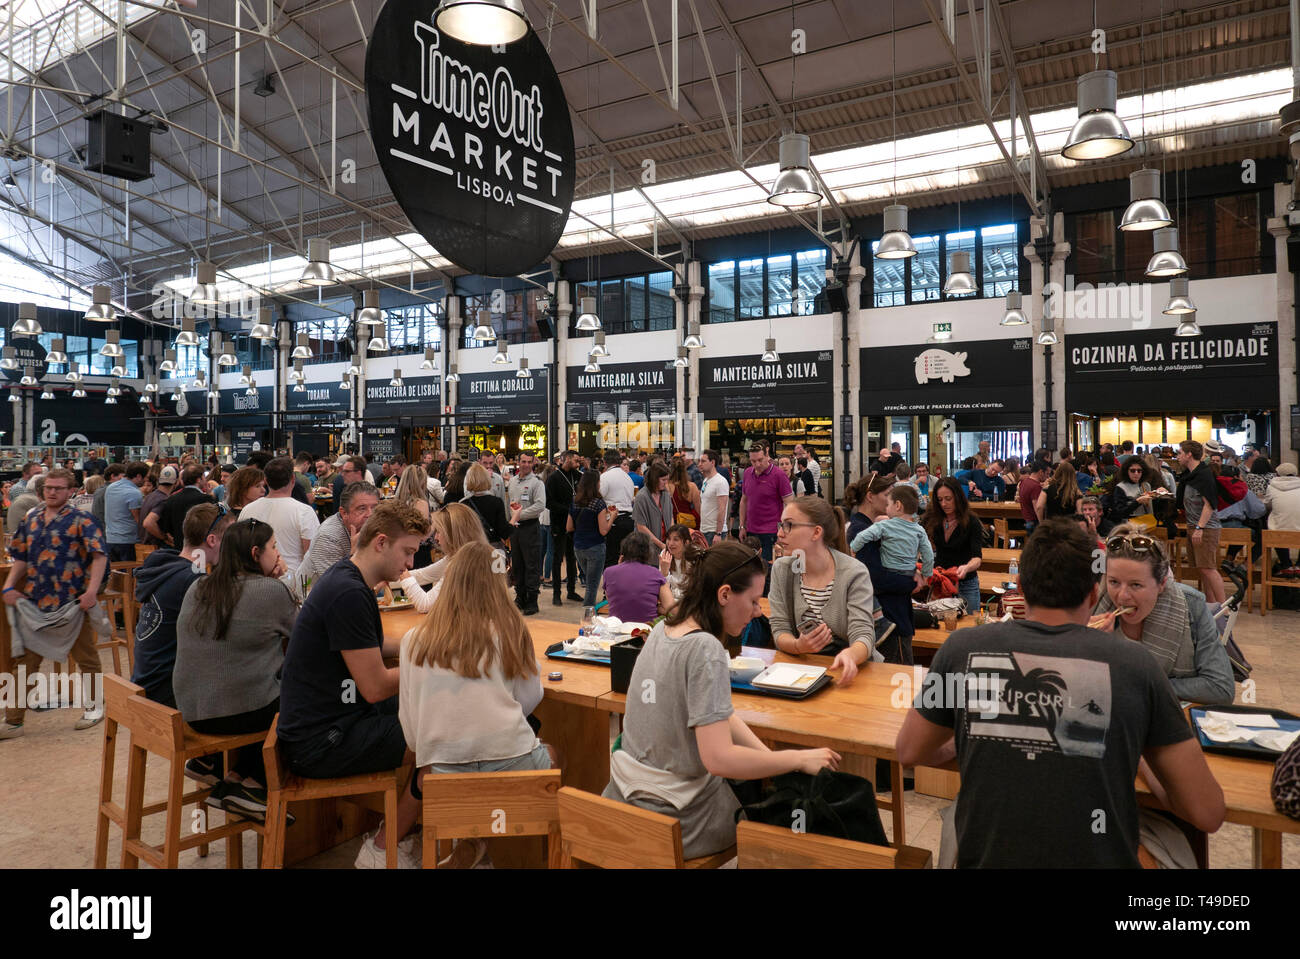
[{"left": 849, "top": 485, "right": 933, "bottom": 588}]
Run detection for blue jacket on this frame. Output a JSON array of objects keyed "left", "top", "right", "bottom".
[{"left": 955, "top": 469, "right": 1005, "bottom": 500}]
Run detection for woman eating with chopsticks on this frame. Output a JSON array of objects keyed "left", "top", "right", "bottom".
[{"left": 1088, "top": 524, "right": 1234, "bottom": 705}]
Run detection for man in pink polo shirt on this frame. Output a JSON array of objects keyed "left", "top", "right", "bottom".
[{"left": 739, "top": 441, "right": 794, "bottom": 569}]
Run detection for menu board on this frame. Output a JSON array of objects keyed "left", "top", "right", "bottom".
[
  {"left": 565, "top": 360, "right": 676, "bottom": 423},
  {"left": 698, "top": 350, "right": 832, "bottom": 418},
  {"left": 457, "top": 369, "right": 549, "bottom": 424}
]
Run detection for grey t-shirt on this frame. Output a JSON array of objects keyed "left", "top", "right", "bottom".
[
  {"left": 603, "top": 623, "right": 739, "bottom": 858},
  {"left": 298, "top": 513, "right": 352, "bottom": 586},
  {"left": 1181, "top": 463, "right": 1221, "bottom": 531}
]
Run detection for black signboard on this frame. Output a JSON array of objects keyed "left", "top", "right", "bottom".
[
  {"left": 365, "top": 3, "right": 576, "bottom": 277},
  {"left": 218, "top": 386, "right": 274, "bottom": 428},
  {"left": 231, "top": 427, "right": 263, "bottom": 465},
  {"left": 565, "top": 360, "right": 675, "bottom": 424},
  {"left": 36, "top": 388, "right": 145, "bottom": 445},
  {"left": 151, "top": 389, "right": 209, "bottom": 433},
  {"left": 1065, "top": 321, "right": 1278, "bottom": 412},
  {"left": 458, "top": 369, "right": 549, "bottom": 424},
  {"left": 699, "top": 350, "right": 832, "bottom": 419},
  {"left": 286, "top": 381, "right": 350, "bottom": 415},
  {"left": 859, "top": 338, "right": 1033, "bottom": 415},
  {"left": 2, "top": 336, "right": 48, "bottom": 385},
  {"left": 363, "top": 425, "right": 403, "bottom": 459},
  {"left": 364, "top": 374, "right": 441, "bottom": 413}
]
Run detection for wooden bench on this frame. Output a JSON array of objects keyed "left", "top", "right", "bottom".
[
  {"left": 736, "top": 820, "right": 931, "bottom": 868},
  {"left": 1260, "top": 530, "right": 1300, "bottom": 616},
  {"left": 555, "top": 786, "right": 734, "bottom": 869}
]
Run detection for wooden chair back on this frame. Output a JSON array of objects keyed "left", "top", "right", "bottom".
[
  {"left": 421, "top": 769, "right": 562, "bottom": 868},
  {"left": 261, "top": 714, "right": 287, "bottom": 795},
  {"left": 556, "top": 786, "right": 685, "bottom": 869},
  {"left": 1262, "top": 529, "right": 1300, "bottom": 553},
  {"left": 993, "top": 517, "right": 1008, "bottom": 549},
  {"left": 117, "top": 685, "right": 186, "bottom": 757},
  {"left": 736, "top": 821, "right": 932, "bottom": 869}
]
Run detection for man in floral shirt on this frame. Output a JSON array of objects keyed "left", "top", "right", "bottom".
[{"left": 1, "top": 468, "right": 108, "bottom": 738}]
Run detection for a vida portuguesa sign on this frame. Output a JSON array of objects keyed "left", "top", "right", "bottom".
[{"left": 365, "top": 0, "right": 576, "bottom": 277}]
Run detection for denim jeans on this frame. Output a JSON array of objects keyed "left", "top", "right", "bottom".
[
  {"left": 576, "top": 543, "right": 606, "bottom": 606},
  {"left": 540, "top": 524, "right": 554, "bottom": 579},
  {"left": 424, "top": 741, "right": 552, "bottom": 775},
  {"left": 958, "top": 573, "right": 981, "bottom": 614}
]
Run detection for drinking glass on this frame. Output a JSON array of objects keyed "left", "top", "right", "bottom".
[{"left": 581, "top": 606, "right": 595, "bottom": 632}]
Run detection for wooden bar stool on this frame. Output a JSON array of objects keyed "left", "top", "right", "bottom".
[
  {"left": 95, "top": 675, "right": 265, "bottom": 869},
  {"left": 736, "top": 821, "right": 932, "bottom": 868},
  {"left": 260, "top": 714, "right": 408, "bottom": 869},
  {"left": 1216, "top": 527, "right": 1255, "bottom": 611},
  {"left": 96, "top": 570, "right": 134, "bottom": 676},
  {"left": 420, "top": 768, "right": 562, "bottom": 868},
  {"left": 555, "top": 786, "right": 735, "bottom": 869}
]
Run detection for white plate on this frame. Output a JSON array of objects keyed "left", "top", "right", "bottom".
[
  {"left": 615, "top": 622, "right": 651, "bottom": 635},
  {"left": 750, "top": 663, "right": 827, "bottom": 691}
]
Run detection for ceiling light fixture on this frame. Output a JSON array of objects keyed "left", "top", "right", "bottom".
[
  {"left": 367, "top": 324, "right": 389, "bottom": 353},
  {"left": 1163, "top": 277, "right": 1196, "bottom": 315},
  {"left": 434, "top": 0, "right": 529, "bottom": 46},
  {"left": 290, "top": 332, "right": 312, "bottom": 360},
  {"left": 46, "top": 338, "right": 68, "bottom": 364},
  {"left": 768, "top": 133, "right": 822, "bottom": 208},
  {"left": 191, "top": 261, "right": 220, "bottom": 304},
  {"left": 1037, "top": 313, "right": 1058, "bottom": 346},
  {"left": 249, "top": 307, "right": 275, "bottom": 340},
  {"left": 575, "top": 296, "right": 601, "bottom": 332},
  {"left": 99, "top": 329, "right": 124, "bottom": 358},
  {"left": 943, "top": 250, "right": 977, "bottom": 295},
  {"left": 584, "top": 352, "right": 600, "bottom": 373},
  {"left": 84, "top": 286, "right": 115, "bottom": 321},
  {"left": 420, "top": 347, "right": 436, "bottom": 371},
  {"left": 390, "top": 368, "right": 403, "bottom": 388},
  {"left": 1062, "top": 70, "right": 1134, "bottom": 160},
  {"left": 106, "top": 377, "right": 121, "bottom": 397},
  {"left": 445, "top": 362, "right": 460, "bottom": 383},
  {"left": 158, "top": 348, "right": 177, "bottom": 373},
  {"left": 590, "top": 330, "right": 609, "bottom": 357},
  {"left": 673, "top": 346, "right": 689, "bottom": 368},
  {"left": 1174, "top": 312, "right": 1201, "bottom": 337},
  {"left": 357, "top": 290, "right": 384, "bottom": 327},
  {"left": 13, "top": 301, "right": 42, "bottom": 335},
  {"left": 516, "top": 357, "right": 531, "bottom": 379},
  {"left": 0, "top": 347, "right": 15, "bottom": 371},
  {"left": 1119, "top": 168, "right": 1172, "bottom": 232},
  {"left": 65, "top": 360, "right": 82, "bottom": 382},
  {"left": 875, "top": 204, "right": 917, "bottom": 259},
  {"left": 683, "top": 320, "right": 703, "bottom": 350},
  {"left": 1001, "top": 290, "right": 1029, "bottom": 326},
  {"left": 72, "top": 387, "right": 86, "bottom": 398},
  {"left": 217, "top": 339, "right": 238, "bottom": 366},
  {"left": 1146, "top": 227, "right": 1188, "bottom": 277},
  {"left": 492, "top": 339, "right": 510, "bottom": 364},
  {"left": 40, "top": 388, "right": 54, "bottom": 400},
  {"left": 239, "top": 364, "right": 254, "bottom": 386},
  {"left": 761, "top": 337, "right": 780, "bottom": 363},
  {"left": 144, "top": 376, "right": 158, "bottom": 394},
  {"left": 300, "top": 238, "right": 335, "bottom": 286},
  {"left": 175, "top": 315, "right": 200, "bottom": 346},
  {"left": 471, "top": 308, "right": 496, "bottom": 341}
]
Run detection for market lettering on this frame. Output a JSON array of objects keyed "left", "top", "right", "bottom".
[
  {"left": 576, "top": 370, "right": 667, "bottom": 390},
  {"left": 1072, "top": 336, "right": 1268, "bottom": 367},
  {"left": 468, "top": 377, "right": 537, "bottom": 394},
  {"left": 712, "top": 361, "right": 819, "bottom": 384}
]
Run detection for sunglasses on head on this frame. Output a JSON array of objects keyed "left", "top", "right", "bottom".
[
  {"left": 719, "top": 547, "right": 763, "bottom": 581},
  {"left": 1106, "top": 533, "right": 1157, "bottom": 554}
]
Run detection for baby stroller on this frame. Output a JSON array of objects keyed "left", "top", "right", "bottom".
[{"left": 1210, "top": 595, "right": 1252, "bottom": 684}]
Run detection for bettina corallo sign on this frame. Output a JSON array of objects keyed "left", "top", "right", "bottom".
[{"left": 365, "top": 0, "right": 576, "bottom": 276}]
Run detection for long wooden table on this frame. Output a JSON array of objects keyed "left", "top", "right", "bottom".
[{"left": 967, "top": 501, "right": 1023, "bottom": 521}]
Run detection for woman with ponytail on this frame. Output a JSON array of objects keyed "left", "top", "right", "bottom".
[{"left": 768, "top": 495, "right": 878, "bottom": 685}]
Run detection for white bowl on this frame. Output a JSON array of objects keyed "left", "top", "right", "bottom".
[{"left": 729, "top": 656, "right": 766, "bottom": 684}]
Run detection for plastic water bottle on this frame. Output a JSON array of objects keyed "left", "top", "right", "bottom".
[{"left": 1008, "top": 558, "right": 1019, "bottom": 586}]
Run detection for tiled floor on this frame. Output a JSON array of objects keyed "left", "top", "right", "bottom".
[{"left": 2, "top": 595, "right": 1296, "bottom": 869}]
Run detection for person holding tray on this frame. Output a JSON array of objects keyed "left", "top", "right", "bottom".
[{"left": 603, "top": 540, "right": 839, "bottom": 861}]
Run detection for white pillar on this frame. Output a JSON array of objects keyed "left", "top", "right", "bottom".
[
  {"left": 444, "top": 294, "right": 461, "bottom": 452},
  {"left": 838, "top": 242, "right": 866, "bottom": 496},
  {"left": 1269, "top": 181, "right": 1297, "bottom": 466},
  {"left": 554, "top": 279, "right": 572, "bottom": 445}
]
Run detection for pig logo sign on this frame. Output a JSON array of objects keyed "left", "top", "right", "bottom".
[{"left": 914, "top": 349, "right": 971, "bottom": 385}]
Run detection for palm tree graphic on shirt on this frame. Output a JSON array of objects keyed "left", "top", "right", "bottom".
[{"left": 1002, "top": 668, "right": 1067, "bottom": 735}]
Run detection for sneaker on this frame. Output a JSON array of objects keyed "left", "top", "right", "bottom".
[
  {"left": 354, "top": 828, "right": 420, "bottom": 869},
  {"left": 436, "top": 837, "right": 488, "bottom": 869},
  {"left": 221, "top": 781, "right": 268, "bottom": 818},
  {"left": 204, "top": 781, "right": 228, "bottom": 812},
  {"left": 184, "top": 756, "right": 223, "bottom": 787},
  {"left": 74, "top": 705, "right": 104, "bottom": 730},
  {"left": 875, "top": 617, "right": 896, "bottom": 646},
  {"left": 566, "top": 591, "right": 583, "bottom": 602},
  {"left": 0, "top": 722, "right": 24, "bottom": 740}
]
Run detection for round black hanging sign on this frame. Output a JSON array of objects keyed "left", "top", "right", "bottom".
[{"left": 365, "top": 1, "right": 576, "bottom": 277}]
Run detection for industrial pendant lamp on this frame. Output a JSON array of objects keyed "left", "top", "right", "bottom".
[
  {"left": 40, "top": 387, "right": 53, "bottom": 400},
  {"left": 207, "top": 384, "right": 220, "bottom": 399},
  {"left": 175, "top": 316, "right": 200, "bottom": 346},
  {"left": 471, "top": 309, "right": 496, "bottom": 341},
  {"left": 515, "top": 357, "right": 532, "bottom": 379},
  {"left": 0, "top": 347, "right": 15, "bottom": 370},
  {"left": 1163, "top": 277, "right": 1196, "bottom": 315},
  {"left": 357, "top": 290, "right": 384, "bottom": 327},
  {"left": 491, "top": 339, "right": 510, "bottom": 364},
  {"left": 434, "top": 0, "right": 528, "bottom": 46},
  {"left": 875, "top": 204, "right": 917, "bottom": 259},
  {"left": 292, "top": 380, "right": 306, "bottom": 393},
  {"left": 590, "top": 330, "right": 609, "bottom": 357},
  {"left": 249, "top": 307, "right": 275, "bottom": 341},
  {"left": 291, "top": 360, "right": 306, "bottom": 383},
  {"left": 445, "top": 362, "right": 460, "bottom": 383},
  {"left": 683, "top": 320, "right": 703, "bottom": 349},
  {"left": 390, "top": 368, "right": 403, "bottom": 388},
  {"left": 64, "top": 360, "right": 82, "bottom": 382},
  {"left": 300, "top": 239, "right": 335, "bottom": 286},
  {"left": 1000, "top": 291, "right": 1028, "bottom": 326},
  {"left": 245, "top": 382, "right": 258, "bottom": 397},
  {"left": 367, "top": 323, "right": 389, "bottom": 353},
  {"left": 761, "top": 337, "right": 780, "bottom": 363},
  {"left": 420, "top": 347, "right": 436, "bottom": 371},
  {"left": 1174, "top": 312, "right": 1201, "bottom": 337},
  {"left": 191, "top": 262, "right": 220, "bottom": 304},
  {"left": 217, "top": 339, "right": 238, "bottom": 366},
  {"left": 144, "top": 376, "right": 158, "bottom": 394},
  {"left": 673, "top": 346, "right": 689, "bottom": 368},
  {"left": 290, "top": 332, "right": 312, "bottom": 360},
  {"left": 1062, "top": 70, "right": 1134, "bottom": 160},
  {"left": 584, "top": 352, "right": 600, "bottom": 374},
  {"left": 169, "top": 389, "right": 181, "bottom": 402},
  {"left": 575, "top": 296, "right": 601, "bottom": 332},
  {"left": 85, "top": 286, "right": 115, "bottom": 321},
  {"left": 13, "top": 301, "right": 42, "bottom": 335},
  {"left": 339, "top": 374, "right": 352, "bottom": 390},
  {"left": 1146, "top": 227, "right": 1187, "bottom": 278},
  {"left": 19, "top": 368, "right": 36, "bottom": 386},
  {"left": 46, "top": 338, "right": 67, "bottom": 364},
  {"left": 192, "top": 370, "right": 207, "bottom": 390},
  {"left": 6, "top": 390, "right": 18, "bottom": 403},
  {"left": 158, "top": 348, "right": 177, "bottom": 373},
  {"left": 72, "top": 386, "right": 86, "bottom": 398},
  {"left": 943, "top": 250, "right": 977, "bottom": 295},
  {"left": 99, "top": 329, "right": 124, "bottom": 359},
  {"left": 106, "top": 376, "right": 121, "bottom": 398},
  {"left": 346, "top": 355, "right": 362, "bottom": 376},
  {"left": 768, "top": 133, "right": 822, "bottom": 208},
  {"left": 1119, "top": 168, "right": 1172, "bottom": 231},
  {"left": 1037, "top": 314, "right": 1058, "bottom": 346}
]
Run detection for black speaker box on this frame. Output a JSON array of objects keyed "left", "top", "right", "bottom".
[
  {"left": 84, "top": 110, "right": 153, "bottom": 181},
  {"left": 536, "top": 313, "right": 555, "bottom": 339},
  {"left": 822, "top": 280, "right": 848, "bottom": 313}
]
